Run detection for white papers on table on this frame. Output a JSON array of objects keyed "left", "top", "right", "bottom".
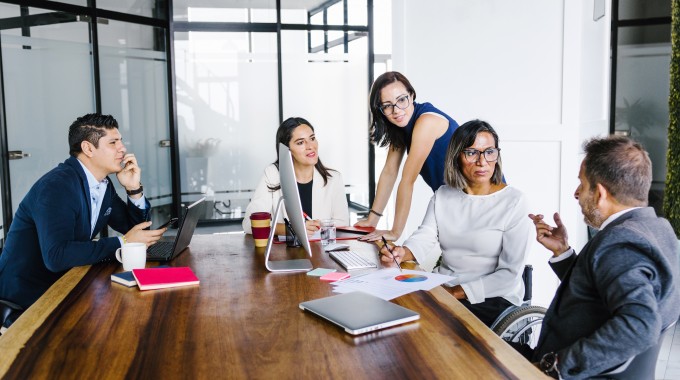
[{"left": 331, "top": 268, "right": 456, "bottom": 300}]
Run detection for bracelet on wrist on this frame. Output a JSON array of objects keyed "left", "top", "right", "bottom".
[
  {"left": 121, "top": 235, "right": 127, "bottom": 245},
  {"left": 369, "top": 209, "right": 383, "bottom": 217}
]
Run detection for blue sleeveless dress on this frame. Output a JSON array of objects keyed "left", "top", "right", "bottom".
[{"left": 403, "top": 102, "right": 459, "bottom": 191}]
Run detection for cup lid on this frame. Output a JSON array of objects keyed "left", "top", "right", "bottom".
[{"left": 250, "top": 212, "right": 271, "bottom": 220}]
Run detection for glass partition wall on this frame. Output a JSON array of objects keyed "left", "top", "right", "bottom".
[
  {"left": 610, "top": 0, "right": 671, "bottom": 215},
  {"left": 0, "top": 1, "right": 173, "bottom": 238},
  {"left": 0, "top": 4, "right": 95, "bottom": 218},
  {"left": 173, "top": 0, "right": 372, "bottom": 225},
  {"left": 174, "top": 30, "right": 280, "bottom": 220},
  {"left": 0, "top": 0, "right": 374, "bottom": 235},
  {"left": 98, "top": 20, "right": 174, "bottom": 228}
]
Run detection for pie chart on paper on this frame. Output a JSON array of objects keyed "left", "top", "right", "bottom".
[{"left": 394, "top": 274, "right": 428, "bottom": 283}]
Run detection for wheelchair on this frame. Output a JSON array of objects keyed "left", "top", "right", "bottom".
[{"left": 490, "top": 265, "right": 547, "bottom": 348}]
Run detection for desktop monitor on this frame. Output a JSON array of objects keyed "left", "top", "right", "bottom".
[{"left": 263, "top": 143, "right": 313, "bottom": 272}]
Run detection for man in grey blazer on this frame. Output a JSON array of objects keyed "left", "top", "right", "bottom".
[{"left": 528, "top": 136, "right": 680, "bottom": 379}]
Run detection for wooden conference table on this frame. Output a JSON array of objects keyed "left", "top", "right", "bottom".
[{"left": 0, "top": 234, "right": 546, "bottom": 379}]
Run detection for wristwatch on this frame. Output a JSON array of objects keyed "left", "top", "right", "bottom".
[
  {"left": 539, "top": 352, "right": 560, "bottom": 378},
  {"left": 126, "top": 184, "right": 143, "bottom": 195}
]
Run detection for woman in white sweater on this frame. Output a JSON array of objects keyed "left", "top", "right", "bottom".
[
  {"left": 243, "top": 117, "right": 349, "bottom": 236},
  {"left": 380, "top": 120, "right": 531, "bottom": 327}
]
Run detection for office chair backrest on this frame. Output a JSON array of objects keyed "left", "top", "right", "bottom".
[{"left": 597, "top": 321, "right": 676, "bottom": 379}]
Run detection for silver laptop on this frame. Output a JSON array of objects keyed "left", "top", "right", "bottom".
[
  {"left": 146, "top": 197, "right": 206, "bottom": 261},
  {"left": 299, "top": 291, "right": 420, "bottom": 335}
]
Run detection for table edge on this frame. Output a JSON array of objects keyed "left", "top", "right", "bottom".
[{"left": 0, "top": 265, "right": 91, "bottom": 376}]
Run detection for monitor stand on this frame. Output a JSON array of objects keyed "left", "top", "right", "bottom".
[{"left": 264, "top": 197, "right": 313, "bottom": 272}]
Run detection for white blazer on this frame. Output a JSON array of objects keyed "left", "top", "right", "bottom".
[{"left": 242, "top": 164, "right": 350, "bottom": 233}]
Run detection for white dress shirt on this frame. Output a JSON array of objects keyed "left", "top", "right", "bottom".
[{"left": 77, "top": 160, "right": 146, "bottom": 241}]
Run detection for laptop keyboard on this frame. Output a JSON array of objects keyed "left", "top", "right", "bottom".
[
  {"left": 329, "top": 250, "right": 377, "bottom": 270},
  {"left": 147, "top": 241, "right": 174, "bottom": 259}
]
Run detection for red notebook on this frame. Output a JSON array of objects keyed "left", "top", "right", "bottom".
[{"left": 132, "top": 267, "right": 200, "bottom": 291}]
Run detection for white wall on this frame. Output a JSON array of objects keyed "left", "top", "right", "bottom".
[{"left": 391, "top": 0, "right": 611, "bottom": 307}]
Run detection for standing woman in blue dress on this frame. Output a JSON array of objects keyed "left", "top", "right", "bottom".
[{"left": 356, "top": 71, "right": 459, "bottom": 241}]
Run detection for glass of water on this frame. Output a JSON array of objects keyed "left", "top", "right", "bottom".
[{"left": 320, "top": 219, "right": 336, "bottom": 246}]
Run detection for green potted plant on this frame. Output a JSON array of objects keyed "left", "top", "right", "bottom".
[{"left": 664, "top": 0, "right": 680, "bottom": 236}]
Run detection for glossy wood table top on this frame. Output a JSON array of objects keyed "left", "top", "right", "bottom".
[{"left": 0, "top": 234, "right": 546, "bottom": 379}]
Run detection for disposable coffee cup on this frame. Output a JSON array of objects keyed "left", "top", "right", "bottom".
[
  {"left": 250, "top": 212, "right": 272, "bottom": 248},
  {"left": 115, "top": 242, "right": 147, "bottom": 271}
]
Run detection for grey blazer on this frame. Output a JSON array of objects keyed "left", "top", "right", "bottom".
[{"left": 533, "top": 207, "right": 680, "bottom": 379}]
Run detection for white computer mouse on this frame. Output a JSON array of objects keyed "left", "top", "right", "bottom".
[{"left": 324, "top": 242, "right": 350, "bottom": 252}]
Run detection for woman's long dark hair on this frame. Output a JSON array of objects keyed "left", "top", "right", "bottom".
[
  {"left": 369, "top": 71, "right": 416, "bottom": 150},
  {"left": 268, "top": 117, "right": 335, "bottom": 191}
]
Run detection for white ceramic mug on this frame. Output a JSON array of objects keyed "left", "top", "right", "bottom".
[{"left": 115, "top": 242, "right": 147, "bottom": 271}]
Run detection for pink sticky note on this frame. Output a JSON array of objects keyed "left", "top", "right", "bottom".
[{"left": 320, "top": 272, "right": 350, "bottom": 282}]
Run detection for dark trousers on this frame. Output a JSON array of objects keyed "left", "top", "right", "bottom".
[
  {"left": 508, "top": 341, "right": 535, "bottom": 360},
  {"left": 0, "top": 300, "right": 23, "bottom": 333},
  {"left": 458, "top": 296, "right": 513, "bottom": 327}
]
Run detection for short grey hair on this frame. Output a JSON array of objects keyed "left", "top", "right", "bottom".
[{"left": 582, "top": 135, "right": 651, "bottom": 206}]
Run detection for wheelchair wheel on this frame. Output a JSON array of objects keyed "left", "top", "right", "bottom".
[{"left": 492, "top": 305, "right": 547, "bottom": 348}]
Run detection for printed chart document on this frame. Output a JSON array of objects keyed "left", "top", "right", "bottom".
[{"left": 331, "top": 268, "right": 455, "bottom": 300}]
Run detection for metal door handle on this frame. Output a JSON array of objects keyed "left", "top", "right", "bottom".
[{"left": 8, "top": 150, "right": 30, "bottom": 160}]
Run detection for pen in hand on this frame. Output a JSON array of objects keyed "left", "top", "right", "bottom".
[
  {"left": 302, "top": 212, "right": 320, "bottom": 233},
  {"left": 381, "top": 236, "right": 402, "bottom": 272}
]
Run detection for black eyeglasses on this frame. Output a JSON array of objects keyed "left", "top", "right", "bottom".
[
  {"left": 379, "top": 95, "right": 410, "bottom": 116},
  {"left": 462, "top": 148, "right": 500, "bottom": 163}
]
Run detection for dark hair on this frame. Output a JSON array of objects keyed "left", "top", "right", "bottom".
[
  {"left": 582, "top": 135, "right": 651, "bottom": 206},
  {"left": 68, "top": 113, "right": 119, "bottom": 157},
  {"left": 369, "top": 71, "right": 416, "bottom": 150},
  {"left": 269, "top": 117, "right": 335, "bottom": 191},
  {"left": 444, "top": 119, "right": 503, "bottom": 189}
]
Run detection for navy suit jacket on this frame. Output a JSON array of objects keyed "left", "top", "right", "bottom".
[
  {"left": 533, "top": 207, "right": 680, "bottom": 379},
  {"left": 0, "top": 156, "right": 150, "bottom": 309}
]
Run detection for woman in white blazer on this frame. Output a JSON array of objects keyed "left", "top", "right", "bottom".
[{"left": 243, "top": 117, "right": 349, "bottom": 236}]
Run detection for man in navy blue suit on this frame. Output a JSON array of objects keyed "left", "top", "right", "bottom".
[{"left": 0, "top": 113, "right": 167, "bottom": 329}]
